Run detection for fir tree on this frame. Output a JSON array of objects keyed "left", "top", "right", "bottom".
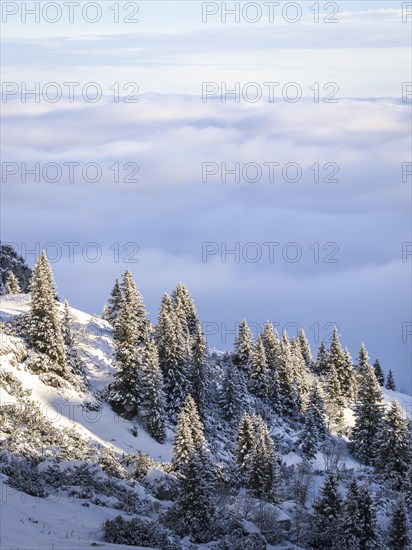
[
  {"left": 245, "top": 417, "right": 278, "bottom": 502},
  {"left": 388, "top": 497, "right": 410, "bottom": 550},
  {"left": 357, "top": 342, "right": 371, "bottom": 372},
  {"left": 233, "top": 320, "right": 254, "bottom": 371},
  {"left": 171, "top": 283, "right": 201, "bottom": 337},
  {"left": 156, "top": 293, "right": 189, "bottom": 420},
  {"left": 113, "top": 270, "right": 150, "bottom": 366},
  {"left": 357, "top": 484, "right": 383, "bottom": 549},
  {"left": 261, "top": 322, "right": 281, "bottom": 411},
  {"left": 325, "top": 364, "right": 345, "bottom": 431},
  {"left": 190, "top": 326, "right": 207, "bottom": 417},
  {"left": 104, "top": 278, "right": 122, "bottom": 324},
  {"left": 373, "top": 359, "right": 385, "bottom": 386},
  {"left": 5, "top": 272, "right": 20, "bottom": 294},
  {"left": 278, "top": 331, "right": 299, "bottom": 416},
  {"left": 386, "top": 369, "right": 397, "bottom": 391},
  {"left": 220, "top": 361, "right": 244, "bottom": 423},
  {"left": 314, "top": 340, "right": 329, "bottom": 376},
  {"left": 172, "top": 444, "right": 216, "bottom": 543},
  {"left": 375, "top": 400, "right": 410, "bottom": 488},
  {"left": 250, "top": 335, "right": 269, "bottom": 398},
  {"left": 109, "top": 271, "right": 150, "bottom": 416},
  {"left": 350, "top": 365, "right": 384, "bottom": 464},
  {"left": 139, "top": 340, "right": 166, "bottom": 443},
  {"left": 234, "top": 411, "right": 255, "bottom": 476},
  {"left": 328, "top": 328, "right": 353, "bottom": 400},
  {"left": 301, "top": 382, "right": 327, "bottom": 459},
  {"left": 341, "top": 348, "right": 356, "bottom": 401},
  {"left": 403, "top": 463, "right": 412, "bottom": 512},
  {"left": 28, "top": 252, "right": 66, "bottom": 374},
  {"left": 172, "top": 394, "right": 206, "bottom": 471},
  {"left": 298, "top": 328, "right": 313, "bottom": 370},
  {"left": 337, "top": 478, "right": 362, "bottom": 550},
  {"left": 290, "top": 337, "right": 310, "bottom": 402},
  {"left": 61, "top": 299, "right": 74, "bottom": 348},
  {"left": 310, "top": 472, "right": 342, "bottom": 549}
]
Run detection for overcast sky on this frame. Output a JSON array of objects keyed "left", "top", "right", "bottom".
[{"left": 1, "top": 1, "right": 411, "bottom": 393}]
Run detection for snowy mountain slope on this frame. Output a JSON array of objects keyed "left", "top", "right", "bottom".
[
  {"left": 0, "top": 295, "right": 172, "bottom": 463},
  {"left": 0, "top": 477, "right": 154, "bottom": 550},
  {"left": 1, "top": 294, "right": 411, "bottom": 550}
]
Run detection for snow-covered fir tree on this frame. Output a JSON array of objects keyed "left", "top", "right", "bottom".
[
  {"left": 190, "top": 326, "right": 207, "bottom": 417},
  {"left": 278, "top": 330, "right": 299, "bottom": 416},
  {"left": 113, "top": 270, "right": 150, "bottom": 364},
  {"left": 104, "top": 278, "right": 122, "bottom": 324},
  {"left": 171, "top": 283, "right": 201, "bottom": 338},
  {"left": 156, "top": 293, "right": 189, "bottom": 421},
  {"left": 350, "top": 364, "right": 385, "bottom": 464},
  {"left": 139, "top": 340, "right": 166, "bottom": 443},
  {"left": 5, "top": 272, "right": 20, "bottom": 294},
  {"left": 314, "top": 340, "right": 329, "bottom": 376},
  {"left": 375, "top": 400, "right": 410, "bottom": 488},
  {"left": 341, "top": 347, "right": 356, "bottom": 401},
  {"left": 170, "top": 444, "right": 216, "bottom": 543},
  {"left": 403, "top": 463, "right": 412, "bottom": 512},
  {"left": 357, "top": 342, "right": 371, "bottom": 372},
  {"left": 337, "top": 477, "right": 363, "bottom": 550},
  {"left": 309, "top": 472, "right": 342, "bottom": 549},
  {"left": 220, "top": 361, "right": 244, "bottom": 423},
  {"left": 172, "top": 394, "right": 206, "bottom": 471},
  {"left": 373, "top": 358, "right": 385, "bottom": 386},
  {"left": 386, "top": 369, "right": 397, "bottom": 391},
  {"left": 249, "top": 335, "right": 269, "bottom": 398},
  {"left": 233, "top": 319, "right": 254, "bottom": 371},
  {"left": 244, "top": 416, "right": 278, "bottom": 502},
  {"left": 28, "top": 251, "right": 66, "bottom": 374},
  {"left": 298, "top": 328, "right": 313, "bottom": 370},
  {"left": 109, "top": 271, "right": 150, "bottom": 416},
  {"left": 388, "top": 497, "right": 410, "bottom": 550},
  {"left": 261, "top": 321, "right": 281, "bottom": 411},
  {"left": 234, "top": 411, "right": 255, "bottom": 476},
  {"left": 301, "top": 382, "right": 327, "bottom": 459},
  {"left": 325, "top": 364, "right": 345, "bottom": 432},
  {"left": 289, "top": 337, "right": 309, "bottom": 401},
  {"left": 357, "top": 484, "right": 383, "bottom": 550},
  {"left": 328, "top": 327, "right": 353, "bottom": 400},
  {"left": 61, "top": 299, "right": 74, "bottom": 348}
]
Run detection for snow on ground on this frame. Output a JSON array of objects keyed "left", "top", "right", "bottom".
[
  {"left": 0, "top": 294, "right": 411, "bottom": 549},
  {"left": 0, "top": 479, "right": 153, "bottom": 550},
  {"left": 0, "top": 295, "right": 172, "bottom": 462}
]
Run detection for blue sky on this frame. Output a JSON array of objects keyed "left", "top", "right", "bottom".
[{"left": 1, "top": 1, "right": 411, "bottom": 392}]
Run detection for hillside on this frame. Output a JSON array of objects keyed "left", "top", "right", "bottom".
[{"left": 0, "top": 292, "right": 411, "bottom": 550}]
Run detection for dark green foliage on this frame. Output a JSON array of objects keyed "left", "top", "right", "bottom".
[
  {"left": 373, "top": 359, "right": 385, "bottom": 386},
  {"left": 220, "top": 361, "right": 244, "bottom": 422},
  {"left": 172, "top": 394, "right": 206, "bottom": 471},
  {"left": 233, "top": 320, "right": 254, "bottom": 371},
  {"left": 386, "top": 369, "right": 397, "bottom": 391},
  {"left": 250, "top": 335, "right": 269, "bottom": 398},
  {"left": 309, "top": 472, "right": 342, "bottom": 549},
  {"left": 351, "top": 365, "right": 385, "bottom": 464},
  {"left": 301, "top": 382, "right": 327, "bottom": 459},
  {"left": 169, "top": 445, "right": 216, "bottom": 543},
  {"left": 28, "top": 251, "right": 66, "bottom": 374},
  {"left": 104, "top": 278, "right": 122, "bottom": 324},
  {"left": 388, "top": 498, "right": 410, "bottom": 550},
  {"left": 139, "top": 340, "right": 167, "bottom": 443},
  {"left": 314, "top": 340, "right": 329, "bottom": 376},
  {"left": 244, "top": 417, "right": 279, "bottom": 502},
  {"left": 103, "top": 515, "right": 179, "bottom": 549},
  {"left": 375, "top": 401, "right": 411, "bottom": 488}
]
